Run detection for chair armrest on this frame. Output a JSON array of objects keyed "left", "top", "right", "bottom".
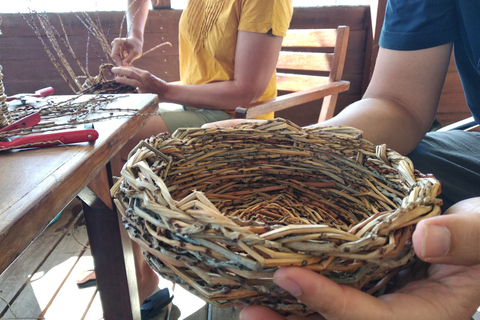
[
  {"left": 437, "top": 116, "right": 478, "bottom": 132},
  {"left": 235, "top": 80, "right": 350, "bottom": 119}
]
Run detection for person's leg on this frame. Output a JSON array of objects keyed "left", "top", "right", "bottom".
[
  {"left": 132, "top": 240, "right": 160, "bottom": 304},
  {"left": 407, "top": 130, "right": 480, "bottom": 210},
  {"left": 160, "top": 106, "right": 233, "bottom": 133}
]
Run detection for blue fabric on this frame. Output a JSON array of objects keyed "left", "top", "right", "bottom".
[
  {"left": 379, "top": 0, "right": 480, "bottom": 123},
  {"left": 407, "top": 131, "right": 480, "bottom": 210},
  {"left": 379, "top": 1, "right": 480, "bottom": 208}
]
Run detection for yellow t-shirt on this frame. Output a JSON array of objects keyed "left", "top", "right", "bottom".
[{"left": 178, "top": 0, "right": 293, "bottom": 119}]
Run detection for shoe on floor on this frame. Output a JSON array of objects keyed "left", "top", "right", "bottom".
[
  {"left": 141, "top": 287, "right": 173, "bottom": 320},
  {"left": 78, "top": 269, "right": 173, "bottom": 319},
  {"left": 76, "top": 269, "right": 97, "bottom": 288}
]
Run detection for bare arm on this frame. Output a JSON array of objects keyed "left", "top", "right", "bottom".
[
  {"left": 112, "top": 30, "right": 284, "bottom": 110},
  {"left": 319, "top": 43, "right": 453, "bottom": 154},
  {"left": 126, "top": 0, "right": 149, "bottom": 41},
  {"left": 111, "top": 0, "right": 150, "bottom": 66}
]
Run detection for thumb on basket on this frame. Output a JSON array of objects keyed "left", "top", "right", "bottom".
[
  {"left": 239, "top": 267, "right": 392, "bottom": 320},
  {"left": 412, "top": 197, "right": 480, "bottom": 266}
]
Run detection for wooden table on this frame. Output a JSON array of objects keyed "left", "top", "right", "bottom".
[{"left": 0, "top": 93, "right": 159, "bottom": 320}]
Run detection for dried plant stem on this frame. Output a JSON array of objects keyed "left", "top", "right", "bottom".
[
  {"left": 0, "top": 94, "right": 153, "bottom": 148},
  {"left": 23, "top": 12, "right": 79, "bottom": 92},
  {"left": 76, "top": 13, "right": 112, "bottom": 63},
  {"left": 0, "top": 65, "right": 13, "bottom": 128},
  {"left": 36, "top": 12, "right": 82, "bottom": 89},
  {"left": 142, "top": 41, "right": 172, "bottom": 57},
  {"left": 56, "top": 13, "right": 89, "bottom": 81}
]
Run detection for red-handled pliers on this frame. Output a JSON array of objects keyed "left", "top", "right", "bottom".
[
  {"left": 0, "top": 128, "right": 99, "bottom": 149},
  {"left": 0, "top": 112, "right": 42, "bottom": 132},
  {"left": 6, "top": 87, "right": 55, "bottom": 104},
  {"left": 0, "top": 112, "right": 99, "bottom": 150}
]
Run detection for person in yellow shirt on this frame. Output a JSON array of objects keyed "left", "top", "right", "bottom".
[
  {"left": 111, "top": 0, "right": 293, "bottom": 135},
  {"left": 105, "top": 0, "right": 293, "bottom": 318}
]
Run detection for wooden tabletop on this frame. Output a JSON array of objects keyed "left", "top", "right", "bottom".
[{"left": 0, "top": 93, "right": 159, "bottom": 274}]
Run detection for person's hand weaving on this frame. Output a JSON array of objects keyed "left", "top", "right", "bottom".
[
  {"left": 111, "top": 37, "right": 143, "bottom": 67},
  {"left": 111, "top": 66, "right": 168, "bottom": 97}
]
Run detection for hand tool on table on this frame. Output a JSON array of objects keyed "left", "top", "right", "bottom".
[
  {"left": 0, "top": 112, "right": 99, "bottom": 150},
  {"left": 6, "top": 87, "right": 54, "bottom": 105},
  {"left": 0, "top": 112, "right": 41, "bottom": 133}
]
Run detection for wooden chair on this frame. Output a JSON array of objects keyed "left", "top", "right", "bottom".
[
  {"left": 235, "top": 25, "right": 350, "bottom": 122},
  {"left": 438, "top": 116, "right": 479, "bottom": 132}
]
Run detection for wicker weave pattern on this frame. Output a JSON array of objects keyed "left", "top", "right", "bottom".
[
  {"left": 113, "top": 119, "right": 442, "bottom": 315},
  {"left": 0, "top": 65, "right": 13, "bottom": 128}
]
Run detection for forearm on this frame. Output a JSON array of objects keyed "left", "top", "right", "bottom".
[
  {"left": 126, "top": 0, "right": 149, "bottom": 41},
  {"left": 162, "top": 81, "right": 262, "bottom": 111},
  {"left": 316, "top": 98, "right": 430, "bottom": 155}
]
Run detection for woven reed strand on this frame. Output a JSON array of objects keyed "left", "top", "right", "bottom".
[
  {"left": 113, "top": 118, "right": 442, "bottom": 316},
  {"left": 0, "top": 65, "right": 13, "bottom": 128}
]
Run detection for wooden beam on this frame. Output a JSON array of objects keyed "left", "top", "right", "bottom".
[
  {"left": 369, "top": 0, "right": 387, "bottom": 80},
  {"left": 151, "top": 0, "right": 171, "bottom": 9}
]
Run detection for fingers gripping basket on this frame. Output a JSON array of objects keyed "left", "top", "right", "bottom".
[{"left": 112, "top": 118, "right": 442, "bottom": 315}]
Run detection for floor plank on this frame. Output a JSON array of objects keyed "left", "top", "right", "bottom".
[
  {"left": 82, "top": 291, "right": 102, "bottom": 320},
  {"left": 167, "top": 285, "right": 207, "bottom": 320},
  {"left": 41, "top": 239, "right": 97, "bottom": 319},
  {"left": 3, "top": 217, "right": 90, "bottom": 318},
  {"left": 0, "top": 199, "right": 83, "bottom": 318}
]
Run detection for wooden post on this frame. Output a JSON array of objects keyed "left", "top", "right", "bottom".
[
  {"left": 369, "top": 0, "right": 387, "bottom": 78},
  {"left": 78, "top": 164, "right": 141, "bottom": 320},
  {"left": 360, "top": 0, "right": 387, "bottom": 93},
  {"left": 151, "top": 0, "right": 171, "bottom": 9}
]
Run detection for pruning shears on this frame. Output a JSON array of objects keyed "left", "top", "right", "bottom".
[
  {"left": 6, "top": 87, "right": 55, "bottom": 105},
  {"left": 0, "top": 112, "right": 99, "bottom": 150}
]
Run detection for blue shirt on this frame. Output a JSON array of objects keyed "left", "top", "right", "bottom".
[{"left": 379, "top": 0, "right": 480, "bottom": 123}]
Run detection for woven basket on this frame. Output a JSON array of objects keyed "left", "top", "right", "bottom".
[{"left": 112, "top": 118, "right": 442, "bottom": 316}]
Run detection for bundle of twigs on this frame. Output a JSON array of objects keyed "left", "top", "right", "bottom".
[
  {"left": 23, "top": 10, "right": 117, "bottom": 93},
  {"left": 113, "top": 118, "right": 442, "bottom": 316},
  {"left": 0, "top": 65, "right": 12, "bottom": 128},
  {"left": 0, "top": 94, "right": 151, "bottom": 149},
  {"left": 0, "top": 22, "right": 12, "bottom": 129},
  {"left": 77, "top": 79, "right": 138, "bottom": 95},
  {"left": 24, "top": 6, "right": 172, "bottom": 95}
]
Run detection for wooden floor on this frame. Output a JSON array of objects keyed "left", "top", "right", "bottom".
[{"left": 1, "top": 198, "right": 479, "bottom": 320}]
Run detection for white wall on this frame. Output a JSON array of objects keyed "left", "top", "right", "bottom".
[{"left": 1, "top": 0, "right": 370, "bottom": 13}]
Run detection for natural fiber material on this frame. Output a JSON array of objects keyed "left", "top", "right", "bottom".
[
  {"left": 77, "top": 80, "right": 138, "bottom": 95},
  {"left": 112, "top": 118, "right": 442, "bottom": 316},
  {"left": 0, "top": 65, "right": 13, "bottom": 128},
  {"left": 0, "top": 24, "right": 11, "bottom": 128}
]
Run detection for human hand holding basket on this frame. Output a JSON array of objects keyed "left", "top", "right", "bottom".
[{"left": 112, "top": 118, "right": 442, "bottom": 316}]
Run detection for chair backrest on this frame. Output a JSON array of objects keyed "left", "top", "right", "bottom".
[{"left": 276, "top": 26, "right": 350, "bottom": 121}]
